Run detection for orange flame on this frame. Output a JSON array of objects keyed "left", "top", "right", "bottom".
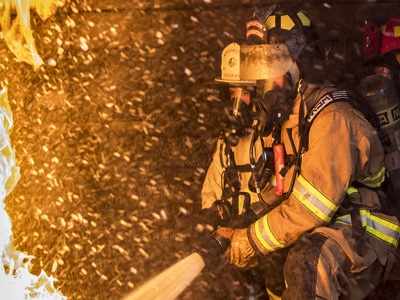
[
  {"left": 0, "top": 87, "right": 66, "bottom": 299},
  {"left": 0, "top": 0, "right": 65, "bottom": 70}
]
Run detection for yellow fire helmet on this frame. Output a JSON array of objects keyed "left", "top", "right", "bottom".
[{"left": 215, "top": 42, "right": 299, "bottom": 85}]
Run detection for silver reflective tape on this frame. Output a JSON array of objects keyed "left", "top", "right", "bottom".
[
  {"left": 294, "top": 181, "right": 336, "bottom": 220},
  {"left": 307, "top": 94, "right": 334, "bottom": 122},
  {"left": 361, "top": 214, "right": 400, "bottom": 241},
  {"left": 256, "top": 218, "right": 279, "bottom": 250},
  {"left": 307, "top": 90, "right": 350, "bottom": 122},
  {"left": 376, "top": 104, "right": 400, "bottom": 129}
]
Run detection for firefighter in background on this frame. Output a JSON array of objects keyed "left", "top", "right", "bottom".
[
  {"left": 250, "top": 5, "right": 329, "bottom": 86},
  {"left": 202, "top": 7, "right": 400, "bottom": 299},
  {"left": 358, "top": 75, "right": 400, "bottom": 211},
  {"left": 363, "top": 17, "right": 400, "bottom": 90},
  {"left": 360, "top": 17, "right": 400, "bottom": 208},
  {"left": 379, "top": 17, "right": 400, "bottom": 89}
]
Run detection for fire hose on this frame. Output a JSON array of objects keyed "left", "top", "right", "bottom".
[{"left": 122, "top": 202, "right": 260, "bottom": 300}]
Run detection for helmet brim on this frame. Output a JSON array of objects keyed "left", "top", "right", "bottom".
[{"left": 214, "top": 78, "right": 256, "bottom": 86}]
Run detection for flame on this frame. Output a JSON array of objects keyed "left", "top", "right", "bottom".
[
  {"left": 0, "top": 87, "right": 66, "bottom": 300},
  {"left": 0, "top": 0, "right": 65, "bottom": 70}
]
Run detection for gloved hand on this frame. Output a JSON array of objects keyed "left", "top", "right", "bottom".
[{"left": 226, "top": 228, "right": 256, "bottom": 268}]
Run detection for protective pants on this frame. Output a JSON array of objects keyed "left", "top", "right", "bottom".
[
  {"left": 258, "top": 233, "right": 388, "bottom": 300},
  {"left": 282, "top": 233, "right": 385, "bottom": 300}
]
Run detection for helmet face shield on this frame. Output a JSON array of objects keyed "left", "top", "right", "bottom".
[{"left": 215, "top": 43, "right": 256, "bottom": 86}]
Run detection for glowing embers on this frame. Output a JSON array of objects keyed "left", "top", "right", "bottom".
[
  {"left": 0, "top": 0, "right": 65, "bottom": 70},
  {"left": 0, "top": 88, "right": 66, "bottom": 299}
]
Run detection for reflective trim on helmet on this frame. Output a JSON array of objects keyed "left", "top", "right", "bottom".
[
  {"left": 293, "top": 175, "right": 338, "bottom": 223},
  {"left": 358, "top": 166, "right": 385, "bottom": 188},
  {"left": 281, "top": 15, "right": 295, "bottom": 31},
  {"left": 265, "top": 15, "right": 276, "bottom": 29},
  {"left": 297, "top": 11, "right": 311, "bottom": 27}
]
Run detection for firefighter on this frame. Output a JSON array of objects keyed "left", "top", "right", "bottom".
[
  {"left": 358, "top": 74, "right": 400, "bottom": 212},
  {"left": 202, "top": 9, "right": 400, "bottom": 300},
  {"left": 363, "top": 17, "right": 400, "bottom": 91},
  {"left": 380, "top": 17, "right": 400, "bottom": 78}
]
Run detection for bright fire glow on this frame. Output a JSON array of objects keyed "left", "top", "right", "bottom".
[
  {"left": 0, "top": 0, "right": 65, "bottom": 69},
  {"left": 0, "top": 88, "right": 66, "bottom": 299}
]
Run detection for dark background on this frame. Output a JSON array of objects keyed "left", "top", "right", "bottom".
[{"left": 2, "top": 0, "right": 400, "bottom": 299}]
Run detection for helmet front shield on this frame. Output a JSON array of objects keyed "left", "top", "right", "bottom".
[{"left": 215, "top": 42, "right": 297, "bottom": 85}]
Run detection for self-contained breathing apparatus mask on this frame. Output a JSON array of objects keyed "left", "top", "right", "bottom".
[
  {"left": 221, "top": 86, "right": 257, "bottom": 146},
  {"left": 215, "top": 42, "right": 257, "bottom": 145},
  {"left": 254, "top": 74, "right": 298, "bottom": 137},
  {"left": 216, "top": 42, "right": 299, "bottom": 140},
  {"left": 245, "top": 74, "right": 298, "bottom": 198}
]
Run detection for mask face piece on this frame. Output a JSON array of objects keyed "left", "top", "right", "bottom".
[
  {"left": 223, "top": 87, "right": 256, "bottom": 145},
  {"left": 255, "top": 75, "right": 296, "bottom": 136}
]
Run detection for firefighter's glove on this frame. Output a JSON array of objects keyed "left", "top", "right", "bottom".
[{"left": 228, "top": 228, "right": 256, "bottom": 268}]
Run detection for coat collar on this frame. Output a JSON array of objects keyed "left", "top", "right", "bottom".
[{"left": 283, "top": 82, "right": 324, "bottom": 129}]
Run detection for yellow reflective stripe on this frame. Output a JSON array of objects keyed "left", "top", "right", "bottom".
[
  {"left": 297, "top": 11, "right": 311, "bottom": 27},
  {"left": 360, "top": 210, "right": 400, "bottom": 232},
  {"left": 365, "top": 226, "right": 398, "bottom": 247},
  {"left": 346, "top": 186, "right": 358, "bottom": 195},
  {"left": 281, "top": 15, "right": 295, "bottom": 30},
  {"left": 297, "top": 175, "right": 336, "bottom": 211},
  {"left": 360, "top": 210, "right": 400, "bottom": 247},
  {"left": 293, "top": 188, "right": 330, "bottom": 222},
  {"left": 265, "top": 16, "right": 276, "bottom": 29},
  {"left": 254, "top": 220, "right": 274, "bottom": 252},
  {"left": 335, "top": 211, "right": 400, "bottom": 247},
  {"left": 262, "top": 215, "right": 284, "bottom": 248},
  {"left": 359, "top": 167, "right": 385, "bottom": 188}
]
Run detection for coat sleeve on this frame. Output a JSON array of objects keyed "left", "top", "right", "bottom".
[
  {"left": 201, "top": 138, "right": 225, "bottom": 209},
  {"left": 248, "top": 106, "right": 385, "bottom": 255}
]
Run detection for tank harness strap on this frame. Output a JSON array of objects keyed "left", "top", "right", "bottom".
[
  {"left": 219, "top": 136, "right": 253, "bottom": 172},
  {"left": 220, "top": 137, "right": 253, "bottom": 216},
  {"left": 302, "top": 90, "right": 351, "bottom": 152}
]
